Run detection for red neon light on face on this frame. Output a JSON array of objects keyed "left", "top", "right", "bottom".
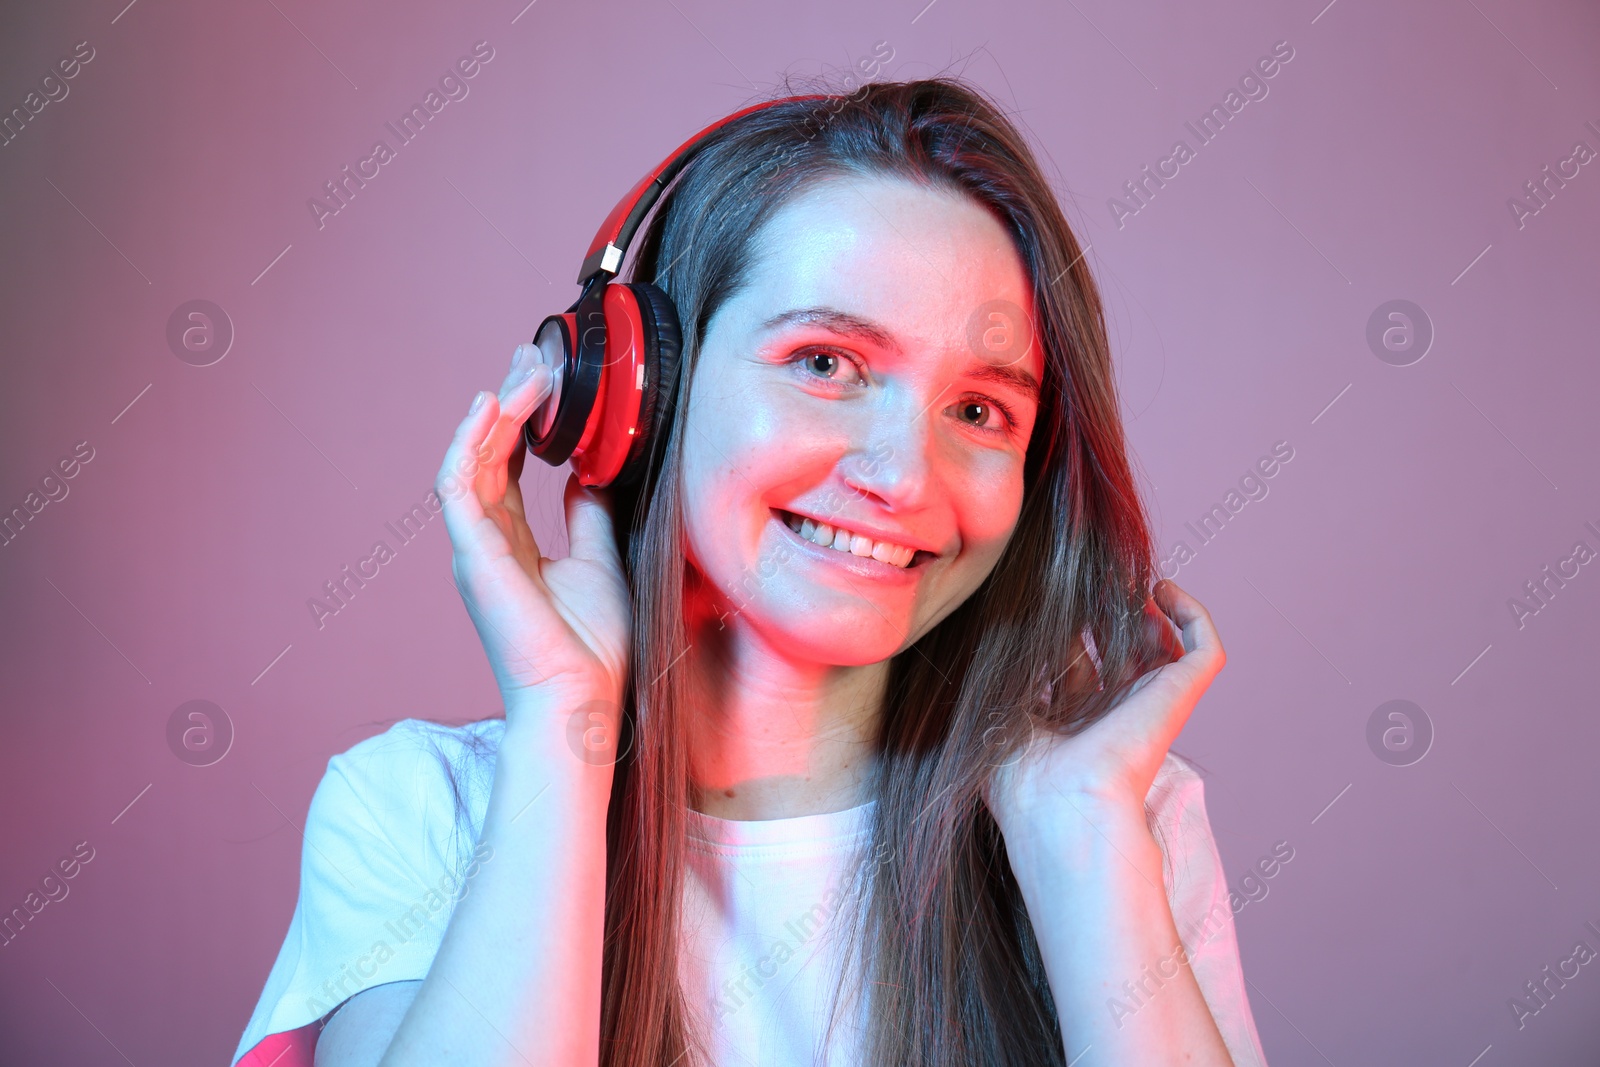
[{"left": 675, "top": 173, "right": 1042, "bottom": 664}]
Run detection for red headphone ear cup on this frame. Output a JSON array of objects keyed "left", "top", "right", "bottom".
[
  {"left": 536, "top": 283, "right": 607, "bottom": 467},
  {"left": 613, "top": 281, "right": 682, "bottom": 487}
]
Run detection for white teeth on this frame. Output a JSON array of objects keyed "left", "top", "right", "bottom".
[{"left": 778, "top": 510, "right": 919, "bottom": 569}]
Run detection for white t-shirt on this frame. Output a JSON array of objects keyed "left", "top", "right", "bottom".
[{"left": 231, "top": 718, "right": 1269, "bottom": 1067}]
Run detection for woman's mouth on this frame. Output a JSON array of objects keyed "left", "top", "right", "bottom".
[{"left": 772, "top": 508, "right": 933, "bottom": 570}]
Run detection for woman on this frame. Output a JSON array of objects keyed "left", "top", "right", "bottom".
[{"left": 233, "top": 77, "right": 1268, "bottom": 1066}]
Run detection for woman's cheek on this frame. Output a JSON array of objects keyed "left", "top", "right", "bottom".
[{"left": 963, "top": 460, "right": 1026, "bottom": 544}]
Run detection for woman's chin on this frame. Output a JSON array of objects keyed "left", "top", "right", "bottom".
[{"left": 745, "top": 609, "right": 912, "bottom": 666}]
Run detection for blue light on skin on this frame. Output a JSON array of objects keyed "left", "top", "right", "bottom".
[{"left": 676, "top": 173, "right": 1044, "bottom": 822}]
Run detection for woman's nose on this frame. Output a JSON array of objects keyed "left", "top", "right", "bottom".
[{"left": 840, "top": 409, "right": 935, "bottom": 512}]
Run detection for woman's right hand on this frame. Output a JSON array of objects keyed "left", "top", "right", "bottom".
[{"left": 435, "top": 344, "right": 632, "bottom": 723}]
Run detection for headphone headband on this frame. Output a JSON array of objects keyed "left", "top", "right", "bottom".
[
  {"left": 525, "top": 92, "right": 838, "bottom": 487},
  {"left": 574, "top": 94, "right": 833, "bottom": 287}
]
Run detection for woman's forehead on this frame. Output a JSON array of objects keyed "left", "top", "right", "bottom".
[{"left": 727, "top": 175, "right": 1037, "bottom": 368}]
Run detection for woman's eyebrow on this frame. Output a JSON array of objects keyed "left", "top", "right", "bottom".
[
  {"left": 965, "top": 362, "right": 1040, "bottom": 404},
  {"left": 759, "top": 306, "right": 903, "bottom": 354},
  {"left": 760, "top": 304, "right": 1040, "bottom": 403}
]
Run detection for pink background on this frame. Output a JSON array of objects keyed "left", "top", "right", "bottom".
[{"left": 3, "top": 0, "right": 1598, "bottom": 1063}]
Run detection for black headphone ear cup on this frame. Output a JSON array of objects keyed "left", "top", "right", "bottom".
[{"left": 615, "top": 281, "right": 682, "bottom": 487}]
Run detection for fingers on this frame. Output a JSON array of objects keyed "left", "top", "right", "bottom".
[
  {"left": 436, "top": 387, "right": 500, "bottom": 530},
  {"left": 1106, "top": 581, "right": 1224, "bottom": 758},
  {"left": 435, "top": 358, "right": 554, "bottom": 556},
  {"left": 563, "top": 472, "right": 622, "bottom": 567},
  {"left": 437, "top": 362, "right": 551, "bottom": 501},
  {"left": 1150, "top": 578, "right": 1225, "bottom": 674},
  {"left": 492, "top": 365, "right": 548, "bottom": 530},
  {"left": 1140, "top": 592, "right": 1186, "bottom": 666},
  {"left": 481, "top": 360, "right": 553, "bottom": 502}
]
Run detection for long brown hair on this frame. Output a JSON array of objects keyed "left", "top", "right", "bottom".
[{"left": 586, "top": 75, "right": 1177, "bottom": 1067}]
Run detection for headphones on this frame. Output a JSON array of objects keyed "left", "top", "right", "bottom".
[{"left": 519, "top": 94, "right": 829, "bottom": 488}]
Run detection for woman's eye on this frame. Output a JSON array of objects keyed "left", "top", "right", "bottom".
[
  {"left": 796, "top": 348, "right": 864, "bottom": 385},
  {"left": 955, "top": 400, "right": 992, "bottom": 426},
  {"left": 952, "top": 398, "right": 1014, "bottom": 434},
  {"left": 787, "top": 349, "right": 1020, "bottom": 437}
]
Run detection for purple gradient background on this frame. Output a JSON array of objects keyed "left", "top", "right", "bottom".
[{"left": 2, "top": 0, "right": 1598, "bottom": 1063}]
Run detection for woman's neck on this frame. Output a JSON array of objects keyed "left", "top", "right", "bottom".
[{"left": 682, "top": 611, "right": 885, "bottom": 822}]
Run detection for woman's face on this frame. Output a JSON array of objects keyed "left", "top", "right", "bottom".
[{"left": 679, "top": 173, "right": 1043, "bottom": 666}]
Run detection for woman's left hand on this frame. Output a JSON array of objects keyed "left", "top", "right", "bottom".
[{"left": 984, "top": 578, "right": 1227, "bottom": 832}]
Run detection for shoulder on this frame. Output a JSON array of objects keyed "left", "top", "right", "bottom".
[
  {"left": 323, "top": 717, "right": 505, "bottom": 804},
  {"left": 324, "top": 717, "right": 505, "bottom": 802},
  {"left": 1148, "top": 749, "right": 1206, "bottom": 800},
  {"left": 1144, "top": 751, "right": 1210, "bottom": 850},
  {"left": 309, "top": 717, "right": 506, "bottom": 875},
  {"left": 1141, "top": 750, "right": 1225, "bottom": 934},
  {"left": 1143, "top": 752, "right": 1273, "bottom": 1065},
  {"left": 229, "top": 718, "right": 509, "bottom": 1066},
  {"left": 1149, "top": 748, "right": 1206, "bottom": 802}
]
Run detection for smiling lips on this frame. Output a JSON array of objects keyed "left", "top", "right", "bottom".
[{"left": 776, "top": 508, "right": 923, "bottom": 569}]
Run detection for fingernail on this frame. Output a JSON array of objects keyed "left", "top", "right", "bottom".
[
  {"left": 511, "top": 342, "right": 534, "bottom": 375},
  {"left": 469, "top": 390, "right": 487, "bottom": 414}
]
